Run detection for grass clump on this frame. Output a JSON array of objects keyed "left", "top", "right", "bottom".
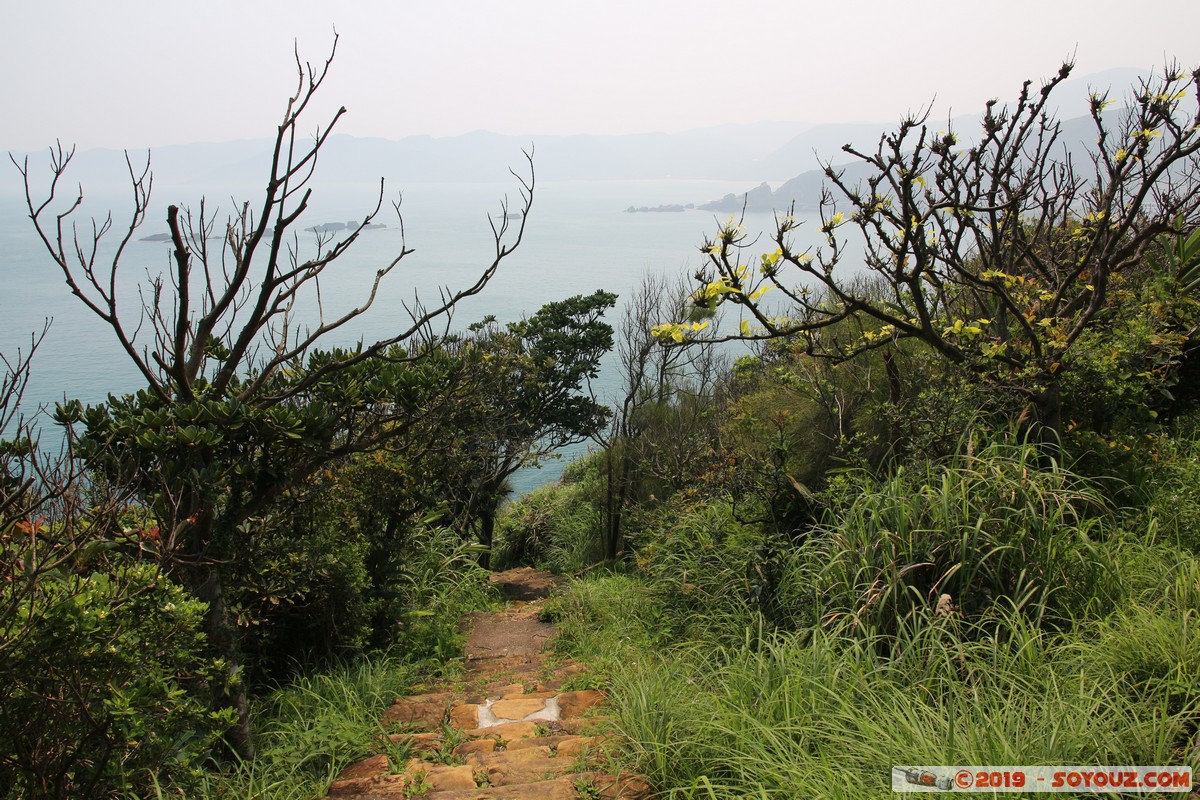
[
  {"left": 493, "top": 479, "right": 604, "bottom": 574},
  {"left": 563, "top": 598, "right": 1200, "bottom": 799},
  {"left": 807, "top": 438, "right": 1116, "bottom": 636},
  {"left": 158, "top": 655, "right": 416, "bottom": 800},
  {"left": 547, "top": 435, "right": 1200, "bottom": 799}
]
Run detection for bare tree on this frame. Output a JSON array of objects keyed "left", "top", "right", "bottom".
[
  {"left": 11, "top": 36, "right": 534, "bottom": 758},
  {"left": 598, "top": 273, "right": 727, "bottom": 560},
  {"left": 664, "top": 62, "right": 1200, "bottom": 446}
]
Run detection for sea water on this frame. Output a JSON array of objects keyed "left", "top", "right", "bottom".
[{"left": 0, "top": 174, "right": 823, "bottom": 493}]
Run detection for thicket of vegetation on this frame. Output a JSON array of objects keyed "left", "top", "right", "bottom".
[
  {"left": 1, "top": 41, "right": 611, "bottom": 799},
  {"left": 511, "top": 63, "right": 1200, "bottom": 797},
  {"left": 3, "top": 52, "right": 1200, "bottom": 799}
]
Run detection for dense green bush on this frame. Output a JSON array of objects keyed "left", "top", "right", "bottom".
[
  {"left": 227, "top": 493, "right": 376, "bottom": 684},
  {"left": 0, "top": 562, "right": 227, "bottom": 799},
  {"left": 176, "top": 527, "right": 495, "bottom": 800},
  {"left": 492, "top": 478, "right": 603, "bottom": 573},
  {"left": 1061, "top": 273, "right": 1200, "bottom": 433},
  {"left": 551, "top": 573, "right": 1200, "bottom": 800},
  {"left": 806, "top": 438, "right": 1116, "bottom": 637},
  {"left": 226, "top": 455, "right": 501, "bottom": 682}
]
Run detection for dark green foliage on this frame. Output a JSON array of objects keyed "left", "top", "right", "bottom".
[
  {"left": 509, "top": 290, "right": 617, "bottom": 440},
  {"left": 0, "top": 562, "right": 227, "bottom": 799},
  {"left": 226, "top": 462, "right": 500, "bottom": 682},
  {"left": 226, "top": 490, "right": 376, "bottom": 684},
  {"left": 439, "top": 291, "right": 615, "bottom": 561}
]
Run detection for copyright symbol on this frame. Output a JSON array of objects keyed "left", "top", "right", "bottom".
[{"left": 955, "top": 770, "right": 973, "bottom": 789}]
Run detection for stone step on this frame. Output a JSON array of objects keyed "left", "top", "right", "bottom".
[
  {"left": 406, "top": 770, "right": 649, "bottom": 800},
  {"left": 330, "top": 749, "right": 640, "bottom": 798},
  {"left": 321, "top": 575, "right": 649, "bottom": 800}
]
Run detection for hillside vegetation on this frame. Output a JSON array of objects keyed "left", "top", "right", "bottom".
[{"left": 3, "top": 55, "right": 1200, "bottom": 798}]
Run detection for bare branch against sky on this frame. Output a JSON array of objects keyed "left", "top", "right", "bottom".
[{"left": 1, "top": 0, "right": 1198, "bottom": 151}]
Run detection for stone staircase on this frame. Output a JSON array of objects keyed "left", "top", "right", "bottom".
[{"left": 323, "top": 568, "right": 651, "bottom": 800}]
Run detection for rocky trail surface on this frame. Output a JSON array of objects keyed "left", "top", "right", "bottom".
[{"left": 324, "top": 567, "right": 651, "bottom": 800}]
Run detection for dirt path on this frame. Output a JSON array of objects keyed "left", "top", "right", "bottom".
[{"left": 323, "top": 567, "right": 651, "bottom": 800}]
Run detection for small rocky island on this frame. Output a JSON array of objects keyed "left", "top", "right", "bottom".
[
  {"left": 697, "top": 182, "right": 775, "bottom": 212},
  {"left": 140, "top": 221, "right": 388, "bottom": 243},
  {"left": 304, "top": 220, "right": 388, "bottom": 234},
  {"left": 625, "top": 203, "right": 693, "bottom": 213}
]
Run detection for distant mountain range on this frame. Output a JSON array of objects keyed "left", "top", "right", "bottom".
[
  {"left": 5, "top": 67, "right": 1148, "bottom": 213},
  {"left": 697, "top": 108, "right": 1123, "bottom": 215},
  {"left": 7, "top": 122, "right": 810, "bottom": 188},
  {"left": 697, "top": 67, "right": 1148, "bottom": 214}
]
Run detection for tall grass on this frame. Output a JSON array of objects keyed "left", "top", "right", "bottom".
[
  {"left": 805, "top": 438, "right": 1118, "bottom": 636},
  {"left": 560, "top": 583, "right": 1200, "bottom": 799},
  {"left": 632, "top": 498, "right": 783, "bottom": 642},
  {"left": 389, "top": 525, "right": 500, "bottom": 660},
  {"left": 493, "top": 482, "right": 604, "bottom": 573},
  {"left": 545, "top": 432, "right": 1200, "bottom": 798},
  {"left": 155, "top": 656, "right": 418, "bottom": 800}
]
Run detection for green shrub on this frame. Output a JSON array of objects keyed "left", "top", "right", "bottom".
[
  {"left": 493, "top": 479, "right": 603, "bottom": 573},
  {"left": 227, "top": 468, "right": 498, "bottom": 682},
  {"left": 0, "top": 562, "right": 227, "bottom": 799},
  {"left": 388, "top": 525, "right": 497, "bottom": 661},
  {"left": 227, "top": 498, "right": 376, "bottom": 684},
  {"left": 807, "top": 437, "right": 1116, "bottom": 637}
]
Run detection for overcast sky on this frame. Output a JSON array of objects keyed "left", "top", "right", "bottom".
[{"left": 2, "top": 0, "right": 1198, "bottom": 152}]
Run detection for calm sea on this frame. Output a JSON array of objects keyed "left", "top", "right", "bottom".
[{"left": 0, "top": 174, "right": 822, "bottom": 493}]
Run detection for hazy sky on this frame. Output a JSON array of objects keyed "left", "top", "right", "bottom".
[{"left": 2, "top": 0, "right": 1198, "bottom": 152}]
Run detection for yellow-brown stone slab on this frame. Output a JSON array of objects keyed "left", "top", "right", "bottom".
[
  {"left": 505, "top": 734, "right": 578, "bottom": 752},
  {"left": 479, "top": 747, "right": 570, "bottom": 786},
  {"left": 556, "top": 689, "right": 605, "bottom": 718},
  {"left": 383, "top": 692, "right": 453, "bottom": 730},
  {"left": 490, "top": 697, "right": 548, "bottom": 720},
  {"left": 334, "top": 753, "right": 389, "bottom": 782},
  {"left": 453, "top": 738, "right": 498, "bottom": 758},
  {"left": 423, "top": 764, "right": 478, "bottom": 791},
  {"left": 555, "top": 736, "right": 600, "bottom": 757},
  {"left": 465, "top": 720, "right": 541, "bottom": 739},
  {"left": 449, "top": 702, "right": 483, "bottom": 729}
]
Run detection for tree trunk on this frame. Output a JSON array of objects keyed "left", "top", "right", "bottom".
[
  {"left": 194, "top": 561, "right": 255, "bottom": 761},
  {"left": 602, "top": 448, "right": 618, "bottom": 562},
  {"left": 602, "top": 445, "right": 631, "bottom": 562},
  {"left": 608, "top": 448, "right": 634, "bottom": 562},
  {"left": 1033, "top": 378, "right": 1065, "bottom": 458},
  {"left": 478, "top": 508, "right": 495, "bottom": 570}
]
